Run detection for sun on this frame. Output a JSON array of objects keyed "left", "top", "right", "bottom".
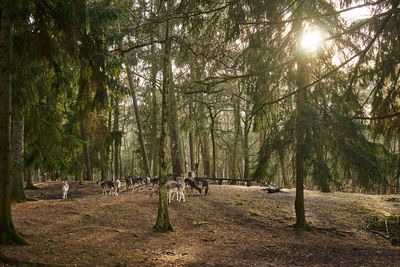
[{"left": 301, "top": 30, "right": 323, "bottom": 52}]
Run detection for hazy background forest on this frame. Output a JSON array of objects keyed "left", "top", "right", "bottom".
[{"left": 1, "top": 0, "right": 400, "bottom": 265}]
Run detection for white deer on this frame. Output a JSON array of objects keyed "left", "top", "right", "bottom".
[
  {"left": 62, "top": 181, "right": 69, "bottom": 199},
  {"left": 167, "top": 181, "right": 185, "bottom": 203}
]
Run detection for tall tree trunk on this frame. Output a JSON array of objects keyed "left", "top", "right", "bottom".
[
  {"left": 0, "top": 7, "right": 26, "bottom": 245},
  {"left": 78, "top": 55, "right": 92, "bottom": 181},
  {"left": 130, "top": 142, "right": 135, "bottom": 176},
  {"left": 188, "top": 100, "right": 195, "bottom": 172},
  {"left": 127, "top": 72, "right": 150, "bottom": 176},
  {"left": 113, "top": 97, "right": 120, "bottom": 180},
  {"left": 154, "top": 17, "right": 173, "bottom": 232},
  {"left": 11, "top": 117, "right": 27, "bottom": 202},
  {"left": 207, "top": 106, "right": 217, "bottom": 179},
  {"left": 116, "top": 21, "right": 151, "bottom": 177},
  {"left": 202, "top": 134, "right": 211, "bottom": 178},
  {"left": 231, "top": 96, "right": 241, "bottom": 183},
  {"left": 150, "top": 43, "right": 158, "bottom": 177},
  {"left": 243, "top": 92, "right": 251, "bottom": 185},
  {"left": 77, "top": 0, "right": 92, "bottom": 181},
  {"left": 119, "top": 145, "right": 123, "bottom": 180},
  {"left": 107, "top": 109, "right": 112, "bottom": 179},
  {"left": 99, "top": 137, "right": 106, "bottom": 181},
  {"left": 168, "top": 71, "right": 184, "bottom": 176},
  {"left": 294, "top": 18, "right": 308, "bottom": 230}
]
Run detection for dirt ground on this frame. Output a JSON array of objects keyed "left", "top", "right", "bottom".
[{"left": 1, "top": 181, "right": 400, "bottom": 266}]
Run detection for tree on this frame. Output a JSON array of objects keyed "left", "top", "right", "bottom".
[
  {"left": 10, "top": 117, "right": 28, "bottom": 202},
  {"left": 0, "top": 2, "right": 27, "bottom": 246},
  {"left": 113, "top": 96, "right": 120, "bottom": 180},
  {"left": 153, "top": 12, "right": 173, "bottom": 232},
  {"left": 169, "top": 72, "right": 185, "bottom": 176}
]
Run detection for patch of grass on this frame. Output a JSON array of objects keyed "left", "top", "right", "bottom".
[
  {"left": 85, "top": 214, "right": 93, "bottom": 220},
  {"left": 234, "top": 196, "right": 249, "bottom": 206},
  {"left": 201, "top": 238, "right": 216, "bottom": 242},
  {"left": 235, "top": 200, "right": 244, "bottom": 205},
  {"left": 192, "top": 221, "right": 209, "bottom": 227},
  {"left": 346, "top": 201, "right": 392, "bottom": 217},
  {"left": 386, "top": 197, "right": 400, "bottom": 202}
]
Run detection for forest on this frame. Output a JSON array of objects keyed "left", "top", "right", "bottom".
[{"left": 1, "top": 0, "right": 400, "bottom": 265}]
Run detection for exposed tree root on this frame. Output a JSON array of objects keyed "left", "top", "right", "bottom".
[
  {"left": 153, "top": 221, "right": 174, "bottom": 232},
  {"left": 11, "top": 194, "right": 28, "bottom": 203},
  {"left": 1, "top": 228, "right": 28, "bottom": 245},
  {"left": 310, "top": 226, "right": 354, "bottom": 237},
  {"left": 294, "top": 221, "right": 310, "bottom": 231},
  {"left": 364, "top": 216, "right": 400, "bottom": 246}
]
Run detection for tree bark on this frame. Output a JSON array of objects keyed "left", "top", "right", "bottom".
[
  {"left": 188, "top": 101, "right": 195, "bottom": 172},
  {"left": 231, "top": 96, "right": 241, "bottom": 183},
  {"left": 127, "top": 71, "right": 150, "bottom": 176},
  {"left": 130, "top": 142, "right": 135, "bottom": 176},
  {"left": 202, "top": 134, "right": 211, "bottom": 178},
  {"left": 80, "top": 114, "right": 92, "bottom": 181},
  {"left": 278, "top": 146, "right": 290, "bottom": 188},
  {"left": 113, "top": 97, "right": 120, "bottom": 180},
  {"left": 154, "top": 17, "right": 173, "bottom": 232},
  {"left": 207, "top": 106, "right": 217, "bottom": 179},
  {"left": 99, "top": 137, "right": 106, "bottom": 181},
  {"left": 78, "top": 55, "right": 92, "bottom": 181},
  {"left": 150, "top": 43, "right": 158, "bottom": 177},
  {"left": 107, "top": 109, "right": 112, "bottom": 179},
  {"left": 0, "top": 7, "right": 26, "bottom": 245},
  {"left": 24, "top": 167, "right": 37, "bottom": 189},
  {"left": 243, "top": 91, "right": 251, "bottom": 185},
  {"left": 294, "top": 18, "right": 308, "bottom": 230},
  {"left": 11, "top": 118, "right": 27, "bottom": 202},
  {"left": 168, "top": 71, "right": 185, "bottom": 176}
]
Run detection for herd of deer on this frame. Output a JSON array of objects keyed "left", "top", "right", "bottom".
[{"left": 61, "top": 171, "right": 208, "bottom": 203}]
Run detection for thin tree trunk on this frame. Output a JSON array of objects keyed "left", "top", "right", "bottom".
[
  {"left": 168, "top": 71, "right": 184, "bottom": 176},
  {"left": 231, "top": 96, "right": 241, "bottom": 183},
  {"left": 78, "top": 60, "right": 92, "bottom": 181},
  {"left": 113, "top": 97, "right": 120, "bottom": 180},
  {"left": 116, "top": 22, "right": 150, "bottom": 176},
  {"left": 243, "top": 92, "right": 251, "bottom": 185},
  {"left": 11, "top": 118, "right": 27, "bottom": 202},
  {"left": 207, "top": 106, "right": 217, "bottom": 179},
  {"left": 107, "top": 109, "right": 112, "bottom": 179},
  {"left": 119, "top": 145, "right": 123, "bottom": 180},
  {"left": 130, "top": 142, "right": 135, "bottom": 176},
  {"left": 150, "top": 44, "right": 158, "bottom": 177},
  {"left": 154, "top": 17, "right": 173, "bottom": 232},
  {"left": 202, "top": 134, "right": 211, "bottom": 178},
  {"left": 99, "top": 137, "right": 106, "bottom": 181},
  {"left": 0, "top": 7, "right": 26, "bottom": 245},
  {"left": 110, "top": 142, "right": 114, "bottom": 179},
  {"left": 294, "top": 18, "right": 308, "bottom": 230},
  {"left": 127, "top": 72, "right": 150, "bottom": 176},
  {"left": 188, "top": 101, "right": 195, "bottom": 172}
]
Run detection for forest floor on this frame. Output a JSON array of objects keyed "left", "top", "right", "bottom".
[{"left": 1, "top": 181, "right": 400, "bottom": 266}]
